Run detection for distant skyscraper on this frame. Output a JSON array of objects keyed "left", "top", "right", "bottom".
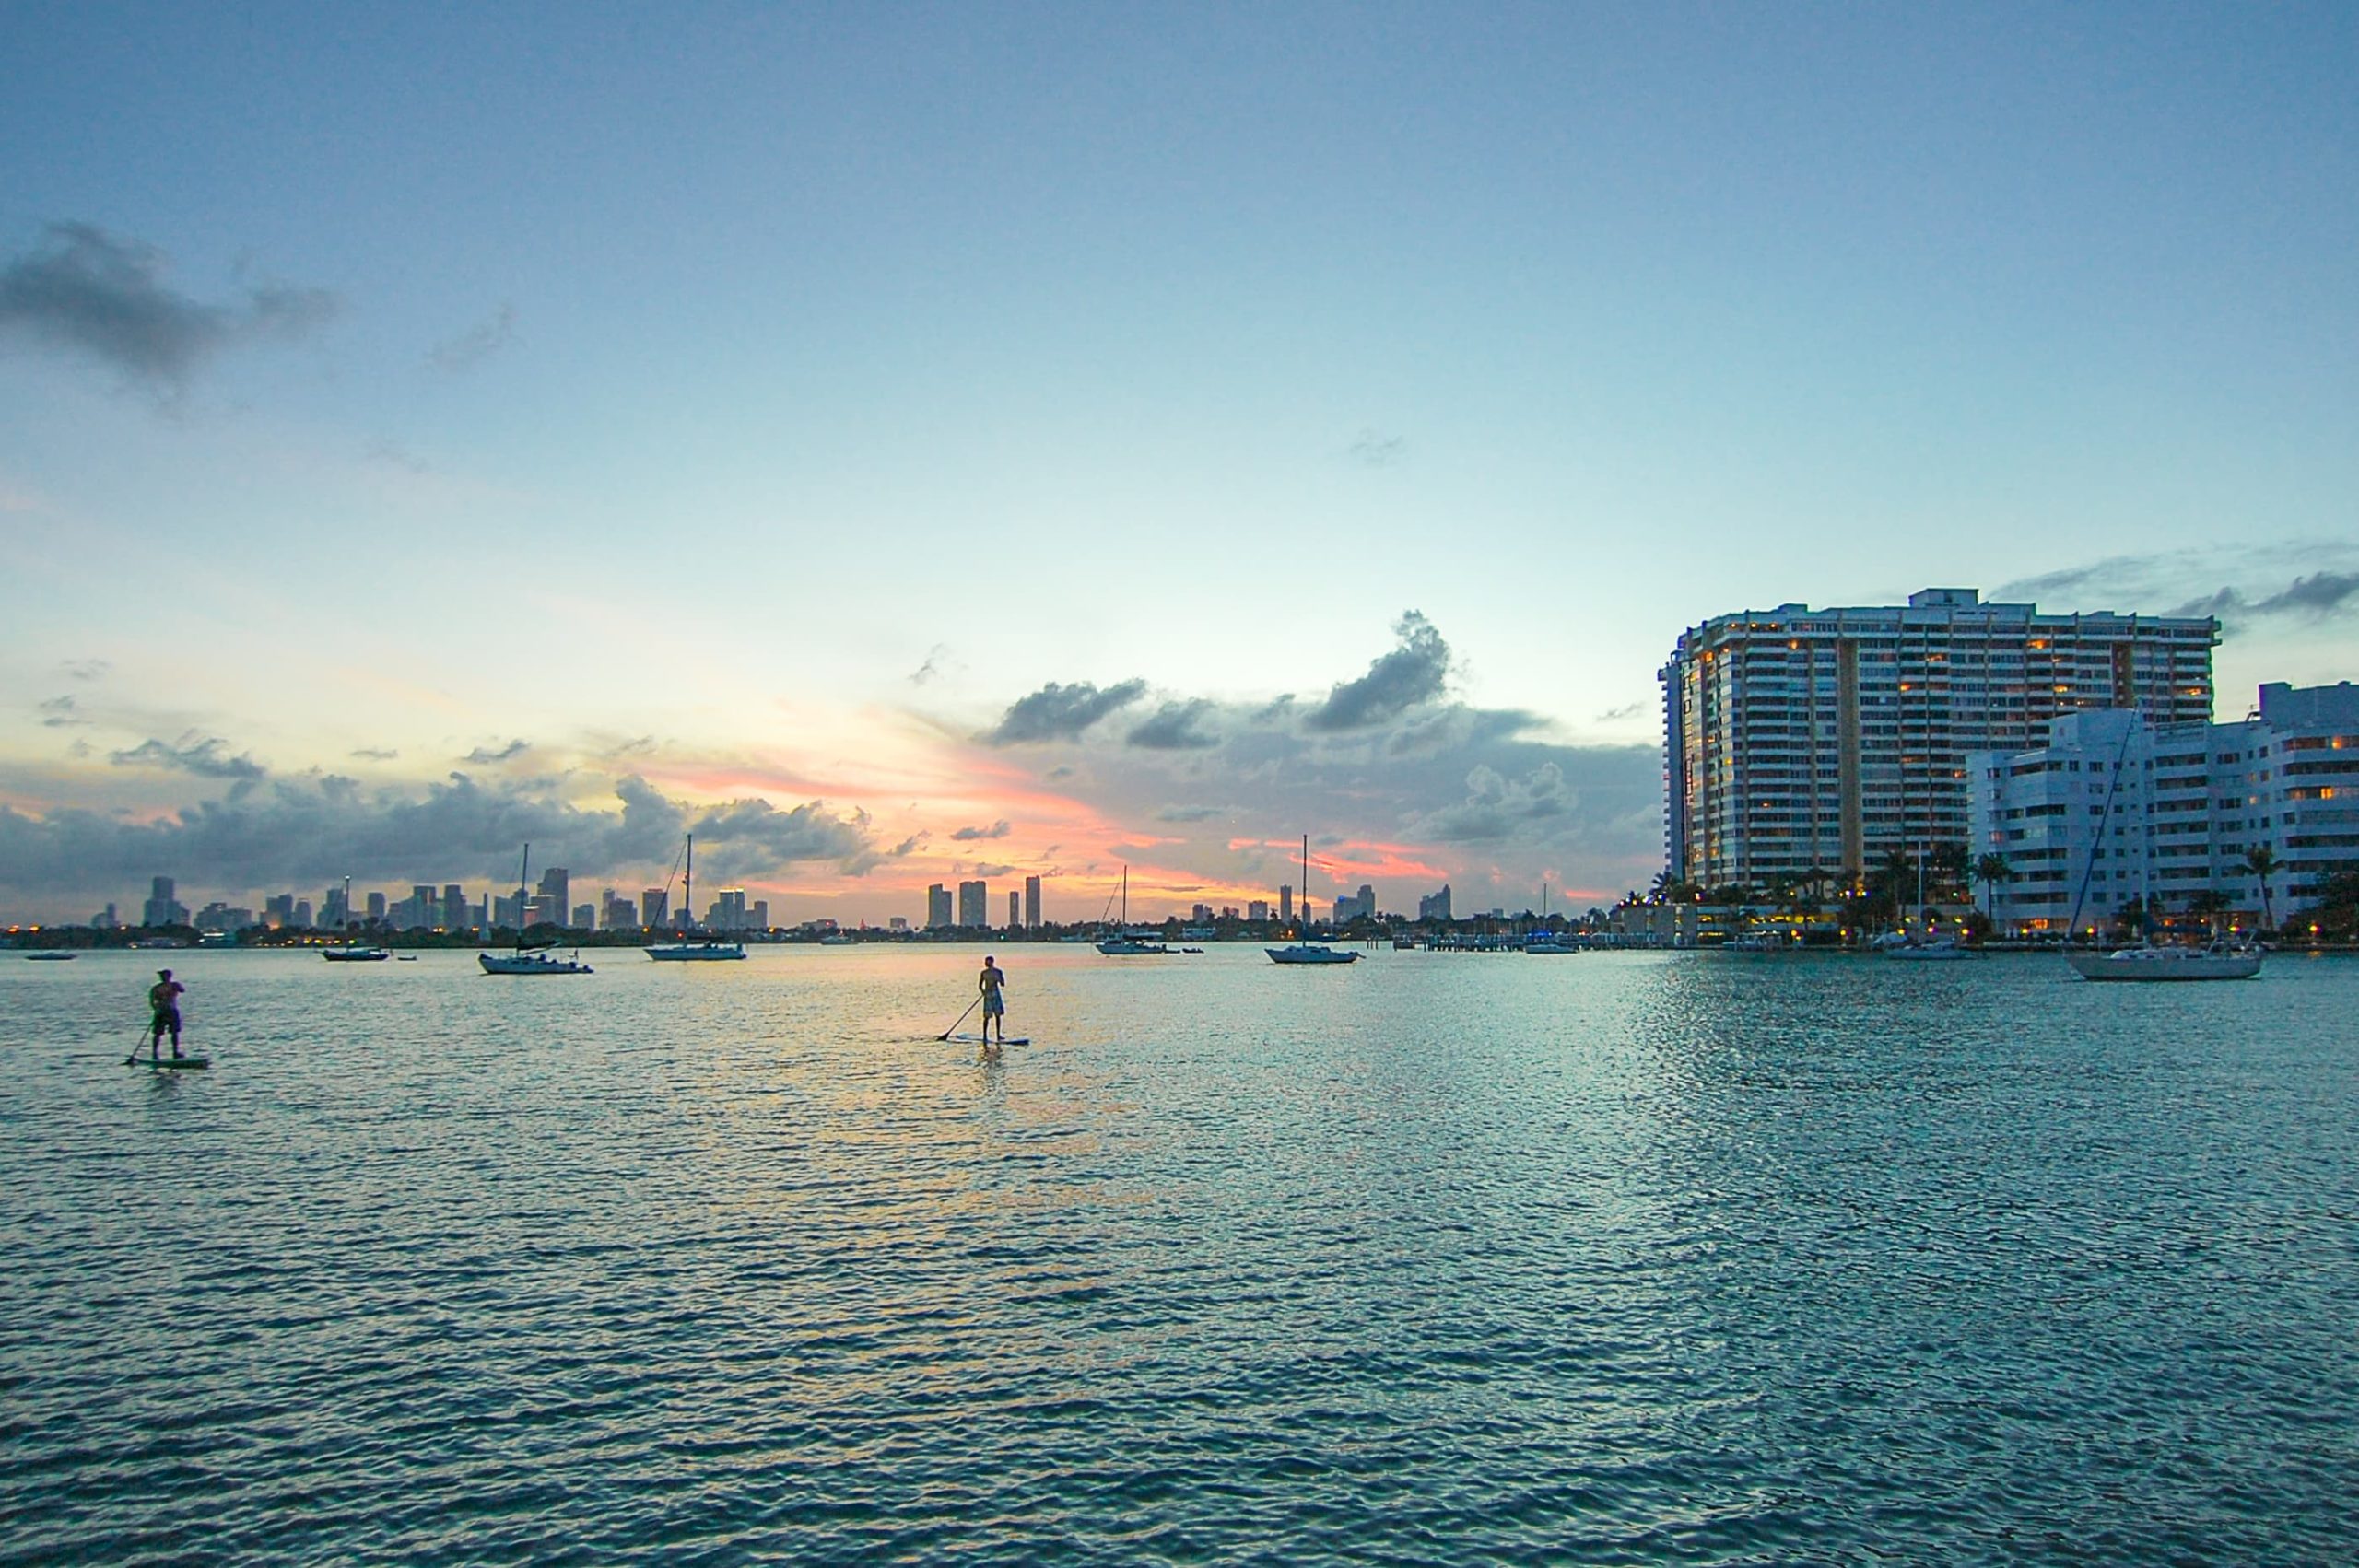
[
  {"left": 367, "top": 891, "right": 387, "bottom": 920},
  {"left": 927, "top": 884, "right": 953, "bottom": 929},
  {"left": 1024, "top": 874, "right": 1042, "bottom": 929},
  {"left": 1279, "top": 884, "right": 1293, "bottom": 923},
  {"left": 572, "top": 902, "right": 596, "bottom": 929},
  {"left": 641, "top": 888, "right": 668, "bottom": 929},
  {"left": 957, "top": 880, "right": 987, "bottom": 928},
  {"left": 141, "top": 876, "right": 187, "bottom": 928},
  {"left": 443, "top": 884, "right": 466, "bottom": 929},
  {"left": 1418, "top": 885, "right": 1453, "bottom": 922},
  {"left": 1248, "top": 899, "right": 1269, "bottom": 921},
  {"left": 1009, "top": 891, "right": 1021, "bottom": 928},
  {"left": 537, "top": 868, "right": 570, "bottom": 922},
  {"left": 1661, "top": 588, "right": 2217, "bottom": 888}
]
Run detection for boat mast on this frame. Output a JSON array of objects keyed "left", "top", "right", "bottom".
[{"left": 685, "top": 833, "right": 693, "bottom": 933}]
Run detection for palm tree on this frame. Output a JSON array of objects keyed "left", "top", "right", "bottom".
[
  {"left": 2243, "top": 845, "right": 2280, "bottom": 931},
  {"left": 2185, "top": 888, "right": 2232, "bottom": 938},
  {"left": 1648, "top": 869, "right": 1675, "bottom": 902},
  {"left": 1974, "top": 853, "right": 2012, "bottom": 928}
]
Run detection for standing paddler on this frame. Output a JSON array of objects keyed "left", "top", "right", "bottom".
[
  {"left": 147, "top": 969, "right": 187, "bottom": 1060},
  {"left": 977, "top": 954, "right": 1008, "bottom": 1056}
]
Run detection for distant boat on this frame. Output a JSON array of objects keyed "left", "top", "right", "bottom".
[
  {"left": 2067, "top": 942, "right": 2261, "bottom": 982},
  {"left": 322, "top": 943, "right": 392, "bottom": 962},
  {"left": 648, "top": 833, "right": 746, "bottom": 961},
  {"left": 1267, "top": 836, "right": 1359, "bottom": 965},
  {"left": 1097, "top": 867, "right": 1168, "bottom": 954},
  {"left": 480, "top": 843, "right": 593, "bottom": 976},
  {"left": 22, "top": 951, "right": 76, "bottom": 961},
  {"left": 1876, "top": 933, "right": 1978, "bottom": 961}
]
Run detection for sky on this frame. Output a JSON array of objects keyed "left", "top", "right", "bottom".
[{"left": 2, "top": 3, "right": 2355, "bottom": 925}]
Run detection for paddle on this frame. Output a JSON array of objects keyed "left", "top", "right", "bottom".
[
  {"left": 935, "top": 996, "right": 981, "bottom": 1040},
  {"left": 123, "top": 1022, "right": 152, "bottom": 1066}
]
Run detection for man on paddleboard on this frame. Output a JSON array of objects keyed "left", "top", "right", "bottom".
[
  {"left": 978, "top": 955, "right": 1008, "bottom": 1052},
  {"left": 147, "top": 969, "right": 187, "bottom": 1059}
]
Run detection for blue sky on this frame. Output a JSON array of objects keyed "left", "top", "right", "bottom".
[{"left": 3, "top": 4, "right": 2354, "bottom": 922}]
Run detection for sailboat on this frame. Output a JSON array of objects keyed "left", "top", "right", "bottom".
[
  {"left": 2060, "top": 716, "right": 2260, "bottom": 982},
  {"left": 1096, "top": 866, "right": 1168, "bottom": 954},
  {"left": 322, "top": 875, "right": 391, "bottom": 960},
  {"left": 479, "top": 843, "right": 593, "bottom": 975},
  {"left": 1267, "top": 835, "right": 1359, "bottom": 965},
  {"left": 647, "top": 833, "right": 746, "bottom": 961}
]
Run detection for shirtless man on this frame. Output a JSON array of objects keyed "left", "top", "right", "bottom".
[
  {"left": 147, "top": 969, "right": 187, "bottom": 1059},
  {"left": 977, "top": 955, "right": 1008, "bottom": 1055}
]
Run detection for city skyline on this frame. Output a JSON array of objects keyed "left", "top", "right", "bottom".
[{"left": 5, "top": 7, "right": 2356, "bottom": 924}]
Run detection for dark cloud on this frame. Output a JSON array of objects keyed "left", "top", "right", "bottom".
[
  {"left": 690, "top": 796, "right": 871, "bottom": 875},
  {"left": 2168, "top": 571, "right": 2359, "bottom": 627},
  {"left": 1156, "top": 805, "right": 1228, "bottom": 824},
  {"left": 909, "top": 644, "right": 952, "bottom": 686},
  {"left": 109, "top": 734, "right": 264, "bottom": 780},
  {"left": 951, "top": 820, "right": 1011, "bottom": 841},
  {"left": 1305, "top": 612, "right": 1449, "bottom": 731},
  {"left": 0, "top": 222, "right": 334, "bottom": 393},
  {"left": 39, "top": 696, "right": 86, "bottom": 728},
  {"left": 1348, "top": 428, "right": 1406, "bottom": 468},
  {"left": 1414, "top": 763, "right": 1576, "bottom": 844},
  {"left": 983, "top": 678, "right": 1147, "bottom": 744},
  {"left": 972, "top": 862, "right": 1016, "bottom": 878},
  {"left": 1127, "top": 699, "right": 1220, "bottom": 750},
  {"left": 0, "top": 772, "right": 746, "bottom": 902},
  {"left": 428, "top": 302, "right": 516, "bottom": 373},
  {"left": 59, "top": 659, "right": 111, "bottom": 682},
  {"left": 890, "top": 834, "right": 924, "bottom": 856},
  {"left": 1594, "top": 701, "right": 1648, "bottom": 724},
  {"left": 462, "top": 739, "right": 530, "bottom": 765},
  {"left": 349, "top": 747, "right": 399, "bottom": 762}
]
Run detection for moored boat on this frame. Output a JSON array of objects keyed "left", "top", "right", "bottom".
[{"left": 2067, "top": 942, "right": 2261, "bottom": 981}]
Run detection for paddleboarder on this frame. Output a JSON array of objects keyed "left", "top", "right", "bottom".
[
  {"left": 147, "top": 969, "right": 187, "bottom": 1059},
  {"left": 977, "top": 954, "right": 1008, "bottom": 1053}
]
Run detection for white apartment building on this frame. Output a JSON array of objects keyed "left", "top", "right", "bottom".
[
  {"left": 1661, "top": 588, "right": 2217, "bottom": 889},
  {"left": 1968, "top": 682, "right": 2359, "bottom": 933}
]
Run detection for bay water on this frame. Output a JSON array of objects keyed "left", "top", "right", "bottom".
[{"left": 5, "top": 945, "right": 2353, "bottom": 1563}]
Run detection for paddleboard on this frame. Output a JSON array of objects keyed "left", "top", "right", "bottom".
[
  {"left": 946, "top": 1034, "right": 1028, "bottom": 1046},
  {"left": 138, "top": 1057, "right": 211, "bottom": 1070}
]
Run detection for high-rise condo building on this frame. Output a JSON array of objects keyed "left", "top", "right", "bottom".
[
  {"left": 640, "top": 888, "right": 668, "bottom": 929},
  {"left": 142, "top": 876, "right": 188, "bottom": 928},
  {"left": 1024, "top": 874, "right": 1042, "bottom": 929},
  {"left": 927, "top": 883, "right": 954, "bottom": 930},
  {"left": 1279, "top": 884, "right": 1293, "bottom": 923},
  {"left": 957, "top": 880, "right": 987, "bottom": 928},
  {"left": 1009, "top": 891, "right": 1021, "bottom": 929},
  {"left": 1660, "top": 588, "right": 2217, "bottom": 888}
]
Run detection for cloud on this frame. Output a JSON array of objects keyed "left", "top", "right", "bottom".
[
  {"left": 39, "top": 696, "right": 87, "bottom": 728},
  {"left": 889, "top": 834, "right": 924, "bottom": 856},
  {"left": 690, "top": 795, "right": 872, "bottom": 872},
  {"left": 1594, "top": 701, "right": 1649, "bottom": 724},
  {"left": 973, "top": 862, "right": 1017, "bottom": 878},
  {"left": 1156, "top": 804, "right": 1229, "bottom": 824},
  {"left": 59, "top": 659, "right": 111, "bottom": 682},
  {"left": 1127, "top": 699, "right": 1220, "bottom": 750},
  {"left": 349, "top": 747, "right": 399, "bottom": 762},
  {"left": 1305, "top": 612, "right": 1450, "bottom": 731},
  {"left": 0, "top": 222, "right": 334, "bottom": 393},
  {"left": 983, "top": 678, "right": 1147, "bottom": 744},
  {"left": 462, "top": 739, "right": 530, "bottom": 765},
  {"left": 428, "top": 302, "right": 516, "bottom": 373},
  {"left": 1415, "top": 763, "right": 1576, "bottom": 844},
  {"left": 1348, "top": 428, "right": 1406, "bottom": 468},
  {"left": 108, "top": 734, "right": 265, "bottom": 780},
  {"left": 951, "top": 820, "right": 1011, "bottom": 841},
  {"left": 2171, "top": 571, "right": 2359, "bottom": 627},
  {"left": 909, "top": 644, "right": 954, "bottom": 686}
]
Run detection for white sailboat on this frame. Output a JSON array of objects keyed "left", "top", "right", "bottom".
[
  {"left": 648, "top": 832, "right": 747, "bottom": 961},
  {"left": 480, "top": 843, "right": 593, "bottom": 975},
  {"left": 1096, "top": 866, "right": 1168, "bottom": 954},
  {"left": 1267, "top": 835, "right": 1358, "bottom": 965},
  {"left": 322, "top": 875, "right": 391, "bottom": 960}
]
